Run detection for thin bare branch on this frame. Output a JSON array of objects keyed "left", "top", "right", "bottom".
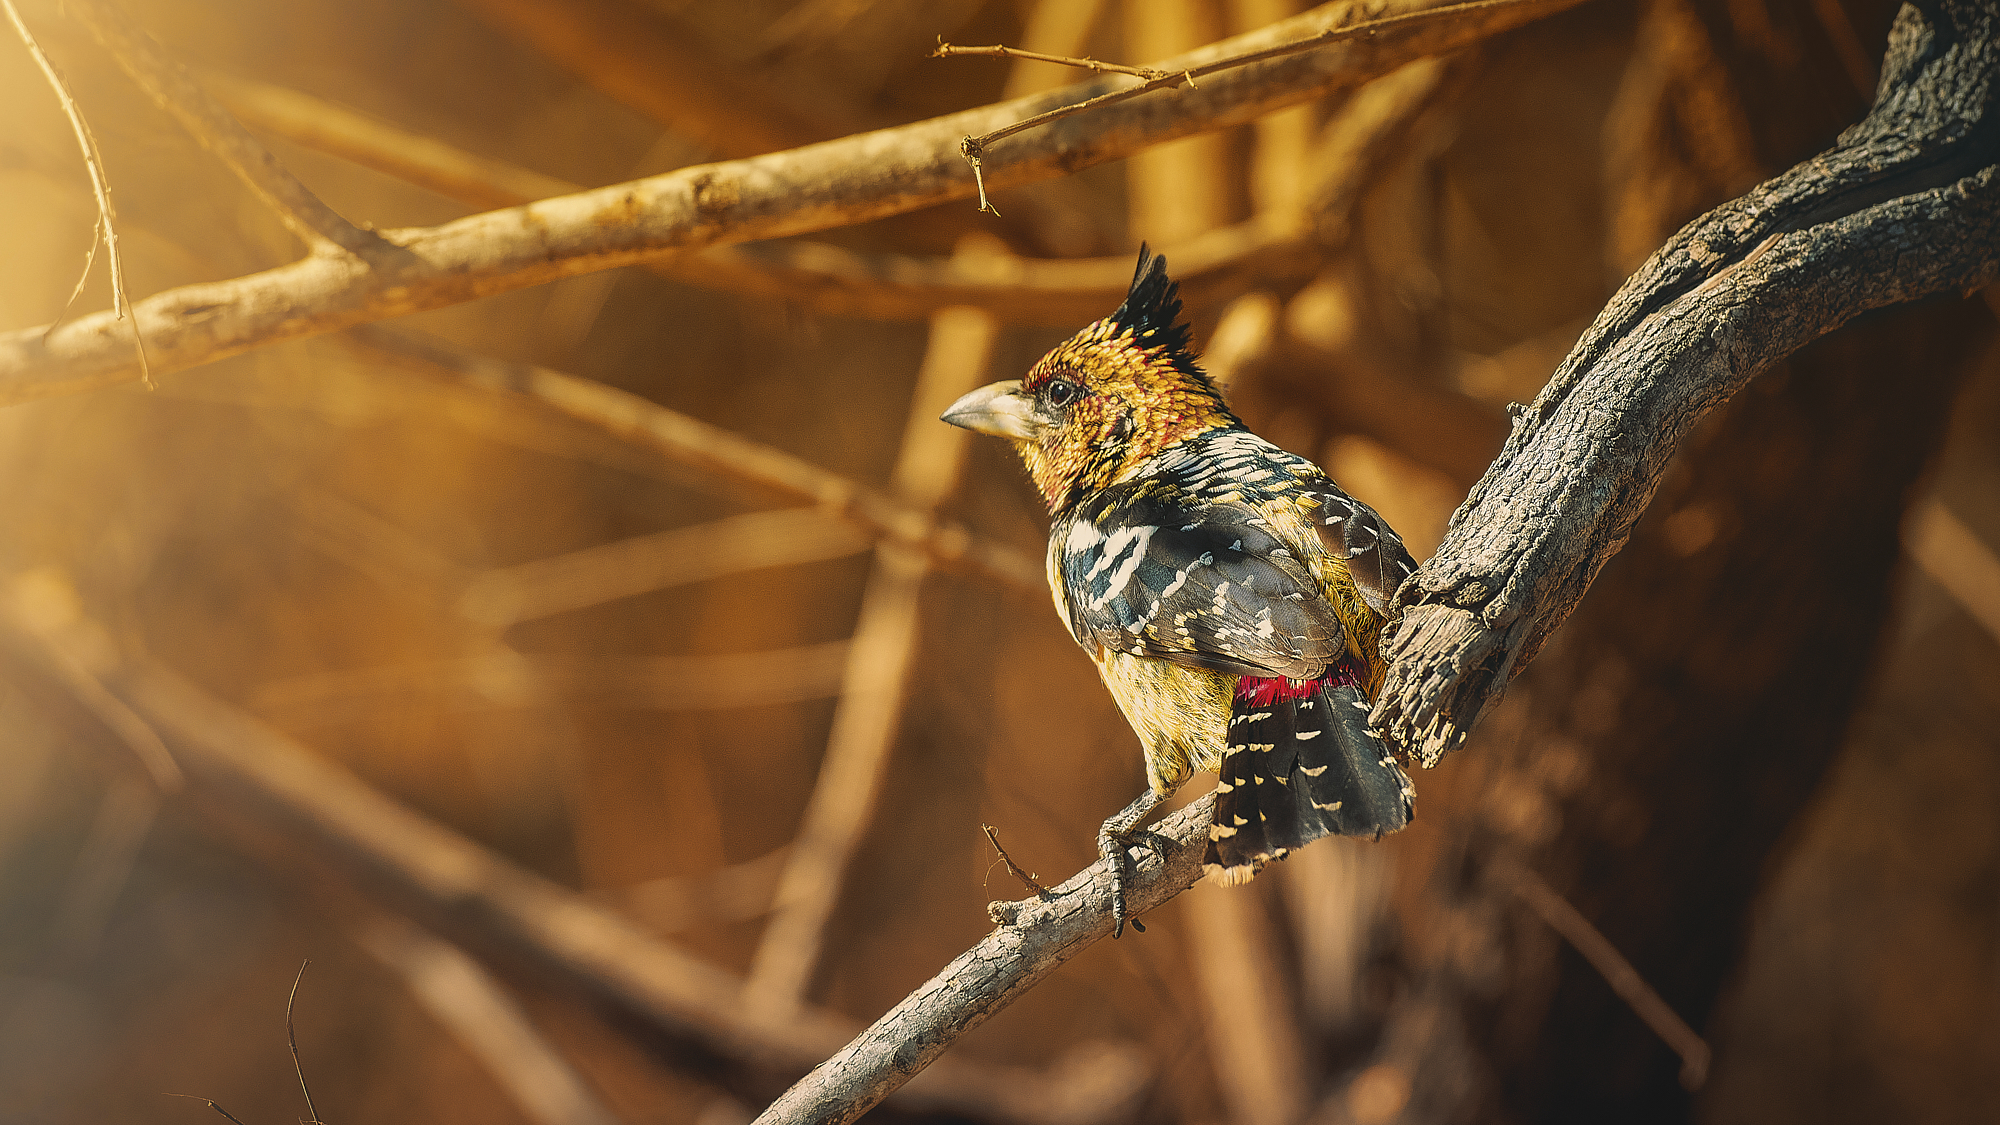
[
  {"left": 3, "top": 0, "right": 146, "bottom": 383},
  {"left": 285, "top": 962, "right": 323, "bottom": 1125},
  {"left": 752, "top": 796, "right": 1214, "bottom": 1125},
  {"left": 1493, "top": 859, "right": 1712, "bottom": 1090},
  {"left": 1002, "top": 1, "right": 1117, "bottom": 99},
  {"left": 162, "top": 1094, "right": 253, "bottom": 1125},
  {"left": 748, "top": 306, "right": 999, "bottom": 1014},
  {"left": 458, "top": 0, "right": 860, "bottom": 158},
  {"left": 458, "top": 508, "right": 871, "bottom": 627},
  {"left": 358, "top": 916, "right": 625, "bottom": 1125},
  {"left": 0, "top": 0, "right": 1587, "bottom": 402},
  {"left": 934, "top": 40, "right": 1172, "bottom": 81},
  {"left": 1904, "top": 495, "right": 2000, "bottom": 646},
  {"left": 981, "top": 825, "right": 1050, "bottom": 899},
  {"left": 62, "top": 0, "right": 380, "bottom": 255},
  {"left": 208, "top": 68, "right": 1233, "bottom": 321},
  {"left": 953, "top": 0, "right": 1567, "bottom": 159},
  {"left": 341, "top": 326, "right": 1045, "bottom": 593},
  {"left": 617, "top": 847, "right": 792, "bottom": 934},
  {"left": 246, "top": 643, "right": 853, "bottom": 722}
]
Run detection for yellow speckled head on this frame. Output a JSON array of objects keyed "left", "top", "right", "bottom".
[{"left": 941, "top": 248, "right": 1237, "bottom": 511}]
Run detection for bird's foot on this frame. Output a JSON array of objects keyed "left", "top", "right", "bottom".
[{"left": 1098, "top": 790, "right": 1165, "bottom": 938}]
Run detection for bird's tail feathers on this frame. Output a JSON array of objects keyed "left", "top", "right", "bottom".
[{"left": 1202, "top": 667, "right": 1413, "bottom": 884}]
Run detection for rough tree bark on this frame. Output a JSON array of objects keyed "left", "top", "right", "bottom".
[{"left": 1371, "top": 0, "right": 2000, "bottom": 761}]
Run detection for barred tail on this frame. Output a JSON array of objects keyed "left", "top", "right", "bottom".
[{"left": 1202, "top": 670, "right": 1413, "bottom": 884}]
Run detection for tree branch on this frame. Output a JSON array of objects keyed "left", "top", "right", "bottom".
[
  {"left": 0, "top": 0, "right": 1588, "bottom": 404},
  {"left": 1373, "top": 0, "right": 2000, "bottom": 765},
  {"left": 340, "top": 326, "right": 1045, "bottom": 593},
  {"left": 751, "top": 796, "right": 1218, "bottom": 1125},
  {"left": 62, "top": 0, "right": 381, "bottom": 255}
]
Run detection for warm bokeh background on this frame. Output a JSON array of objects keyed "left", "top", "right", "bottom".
[{"left": 0, "top": 1, "right": 1995, "bottom": 1123}]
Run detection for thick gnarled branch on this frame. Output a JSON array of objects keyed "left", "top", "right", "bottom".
[{"left": 1372, "top": 0, "right": 2000, "bottom": 765}]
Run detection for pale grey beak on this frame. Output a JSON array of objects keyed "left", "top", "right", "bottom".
[{"left": 941, "top": 379, "right": 1039, "bottom": 441}]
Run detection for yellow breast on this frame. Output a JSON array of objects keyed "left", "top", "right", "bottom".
[{"left": 1093, "top": 650, "right": 1235, "bottom": 795}]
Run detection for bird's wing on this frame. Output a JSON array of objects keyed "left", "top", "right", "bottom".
[
  {"left": 1299, "top": 484, "right": 1418, "bottom": 616},
  {"left": 1055, "top": 487, "right": 1344, "bottom": 680}
]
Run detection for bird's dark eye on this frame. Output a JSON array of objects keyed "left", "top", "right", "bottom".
[{"left": 1044, "top": 379, "right": 1079, "bottom": 408}]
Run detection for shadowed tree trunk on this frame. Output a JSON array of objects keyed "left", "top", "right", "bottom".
[{"left": 1441, "top": 295, "right": 1992, "bottom": 1123}]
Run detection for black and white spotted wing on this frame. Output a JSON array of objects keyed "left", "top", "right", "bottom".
[
  {"left": 1054, "top": 486, "right": 1344, "bottom": 680},
  {"left": 1301, "top": 485, "right": 1418, "bottom": 617}
]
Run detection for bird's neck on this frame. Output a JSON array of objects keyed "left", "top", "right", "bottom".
[{"left": 1028, "top": 411, "right": 1239, "bottom": 514}]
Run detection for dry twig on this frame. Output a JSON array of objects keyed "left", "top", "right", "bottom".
[
  {"left": 201, "top": 69, "right": 1312, "bottom": 322},
  {"left": 341, "top": 326, "right": 1044, "bottom": 593},
  {"left": 1904, "top": 495, "right": 2000, "bottom": 647},
  {"left": 457, "top": 508, "right": 871, "bottom": 627},
  {"left": 981, "top": 824, "right": 1050, "bottom": 899},
  {"left": 1493, "top": 860, "right": 1712, "bottom": 1090},
  {"left": 0, "top": 0, "right": 1587, "bottom": 402},
  {"left": 934, "top": 40, "right": 1175, "bottom": 82},
  {"left": 63, "top": 0, "right": 378, "bottom": 254},
  {"left": 3, "top": 0, "right": 147, "bottom": 383},
  {"left": 747, "top": 305, "right": 999, "bottom": 1013},
  {"left": 358, "top": 917, "right": 624, "bottom": 1125},
  {"left": 945, "top": 0, "right": 1562, "bottom": 180},
  {"left": 247, "top": 643, "right": 853, "bottom": 722},
  {"left": 286, "top": 962, "right": 323, "bottom": 1125}
]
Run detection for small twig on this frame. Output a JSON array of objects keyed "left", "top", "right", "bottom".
[
  {"left": 1904, "top": 495, "right": 2000, "bottom": 647},
  {"left": 63, "top": 0, "right": 380, "bottom": 255},
  {"left": 246, "top": 643, "right": 852, "bottom": 720},
  {"left": 747, "top": 306, "right": 1000, "bottom": 1015},
  {"left": 981, "top": 824, "right": 1050, "bottom": 898},
  {"left": 341, "top": 326, "right": 1045, "bottom": 594},
  {"left": 958, "top": 138, "right": 1000, "bottom": 216},
  {"left": 946, "top": 0, "right": 1552, "bottom": 190},
  {"left": 164, "top": 1094, "right": 253, "bottom": 1125},
  {"left": 286, "top": 961, "right": 323, "bottom": 1125},
  {"left": 458, "top": 508, "right": 870, "bottom": 627},
  {"left": 1493, "top": 860, "right": 1711, "bottom": 1090},
  {"left": 357, "top": 917, "right": 624, "bottom": 1125},
  {"left": 3, "top": 0, "right": 149, "bottom": 386},
  {"left": 934, "top": 39, "right": 1172, "bottom": 82}
]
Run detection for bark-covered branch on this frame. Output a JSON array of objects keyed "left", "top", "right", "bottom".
[
  {"left": 0, "top": 0, "right": 1586, "bottom": 404},
  {"left": 1373, "top": 0, "right": 2000, "bottom": 765},
  {"left": 750, "top": 797, "right": 1218, "bottom": 1125}
]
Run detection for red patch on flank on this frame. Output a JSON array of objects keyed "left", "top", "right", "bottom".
[{"left": 1234, "top": 661, "right": 1365, "bottom": 705}]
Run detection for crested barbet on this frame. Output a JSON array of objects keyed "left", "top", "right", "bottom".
[{"left": 943, "top": 247, "right": 1418, "bottom": 936}]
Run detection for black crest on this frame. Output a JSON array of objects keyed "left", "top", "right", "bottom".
[{"left": 1108, "top": 244, "right": 1194, "bottom": 357}]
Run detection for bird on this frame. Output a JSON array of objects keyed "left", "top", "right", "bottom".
[{"left": 941, "top": 246, "right": 1418, "bottom": 936}]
